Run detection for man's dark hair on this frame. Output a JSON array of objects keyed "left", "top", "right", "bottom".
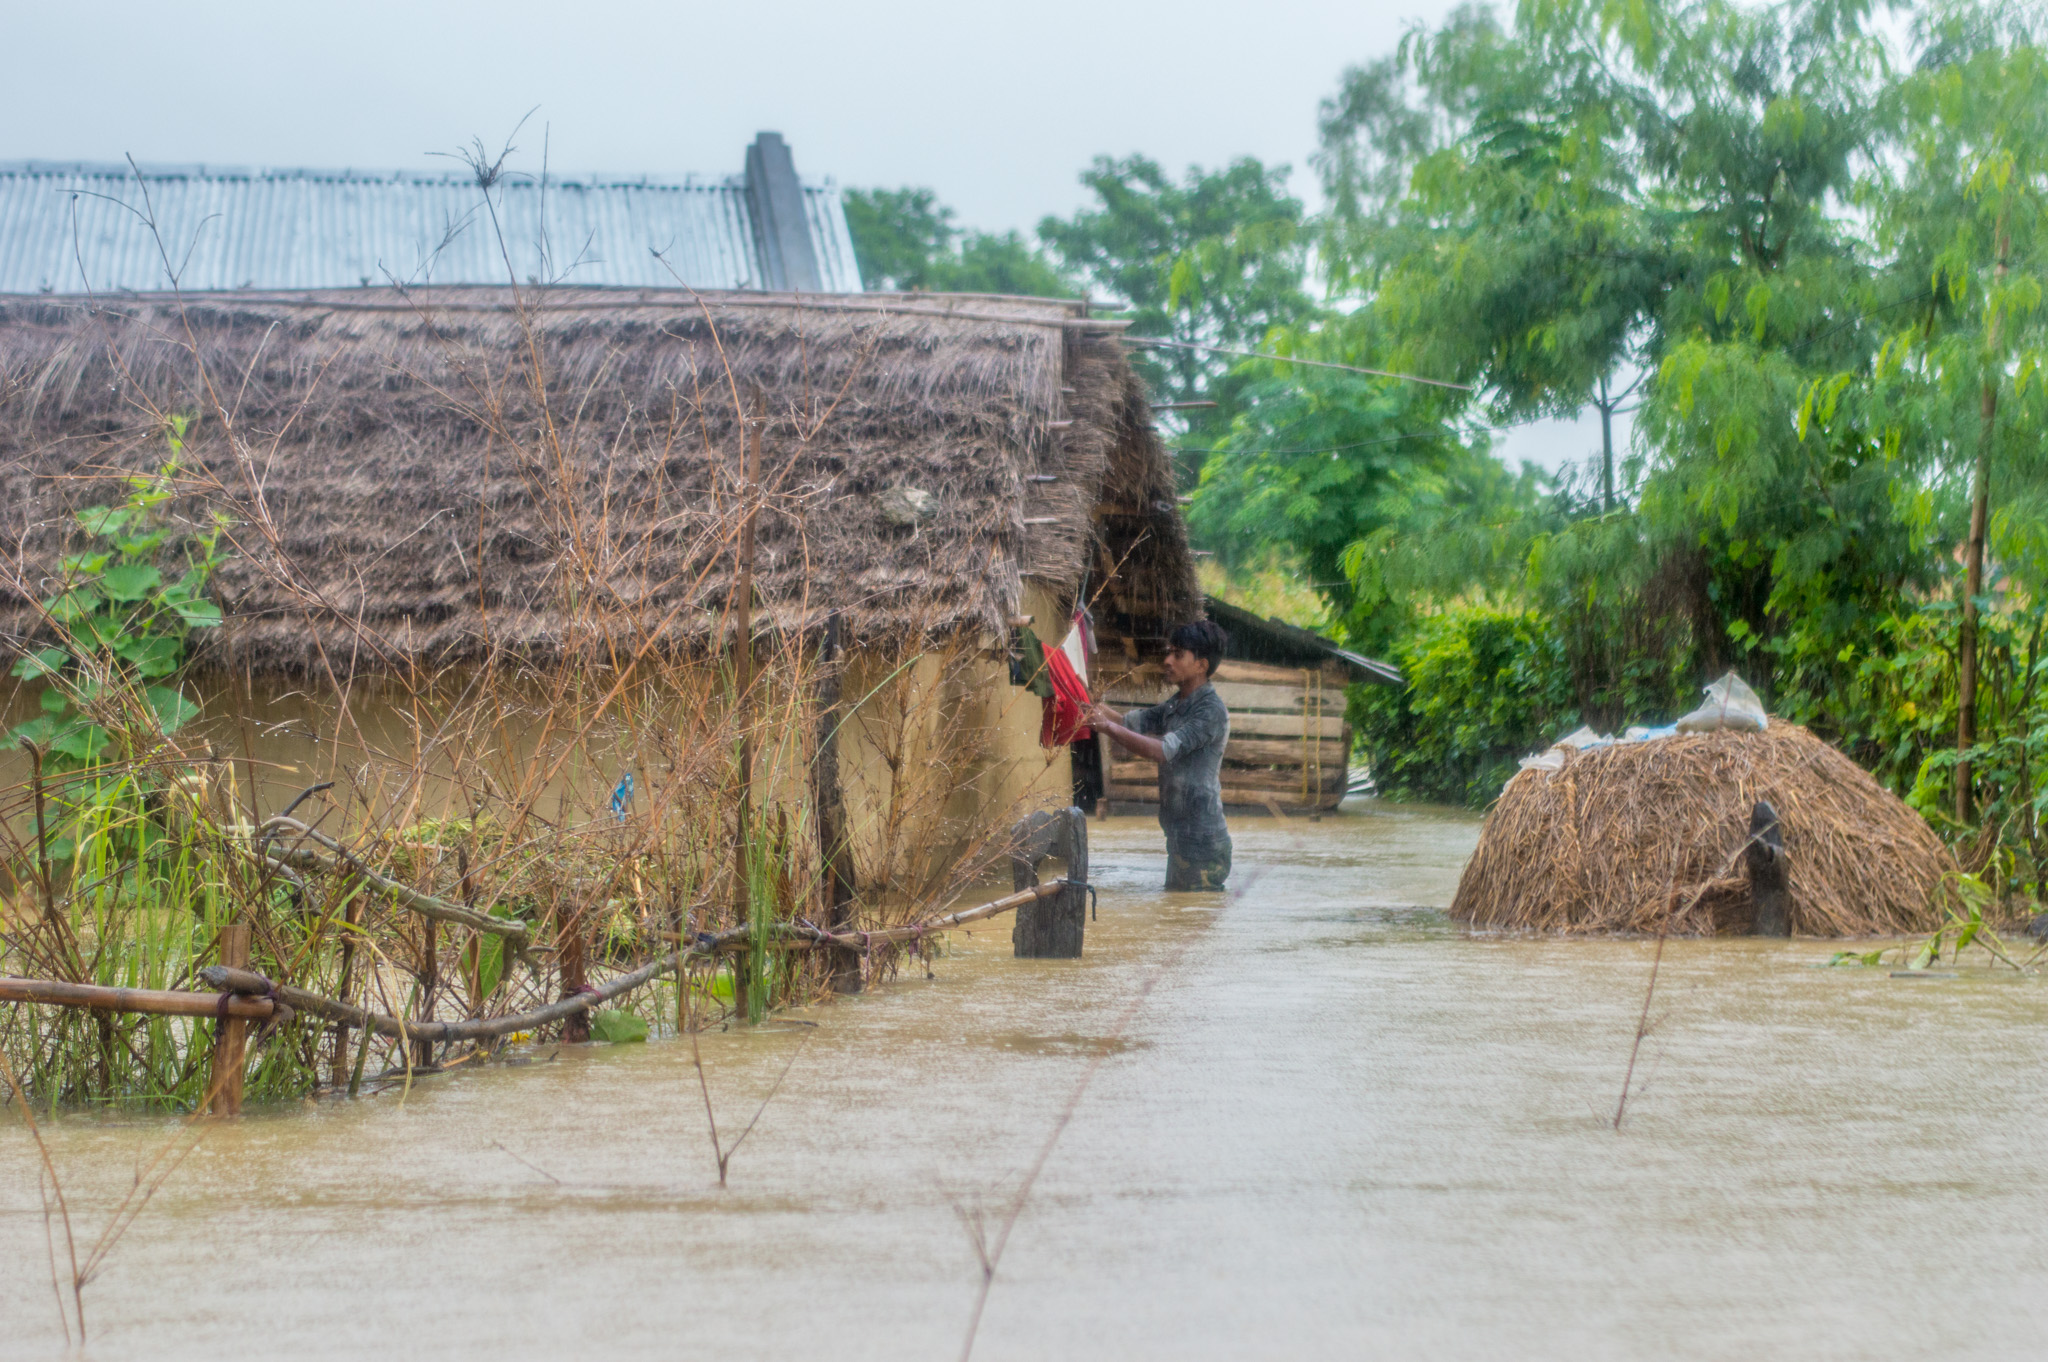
[{"left": 1169, "top": 619, "right": 1230, "bottom": 678}]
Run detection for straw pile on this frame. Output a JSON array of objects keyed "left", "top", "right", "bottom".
[{"left": 1450, "top": 722, "right": 1954, "bottom": 936}]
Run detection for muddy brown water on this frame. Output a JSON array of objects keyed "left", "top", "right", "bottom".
[{"left": 7, "top": 801, "right": 2048, "bottom": 1360}]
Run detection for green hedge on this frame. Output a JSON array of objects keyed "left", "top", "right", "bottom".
[{"left": 1355, "top": 604, "right": 1578, "bottom": 808}]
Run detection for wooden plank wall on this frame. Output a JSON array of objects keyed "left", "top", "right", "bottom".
[{"left": 1100, "top": 658, "right": 1352, "bottom": 813}]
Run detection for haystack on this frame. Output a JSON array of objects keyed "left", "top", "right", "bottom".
[{"left": 1450, "top": 722, "right": 1954, "bottom": 936}]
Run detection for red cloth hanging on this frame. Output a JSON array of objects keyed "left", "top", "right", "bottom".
[{"left": 1038, "top": 613, "right": 1093, "bottom": 747}]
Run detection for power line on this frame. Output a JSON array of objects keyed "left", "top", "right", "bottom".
[
  {"left": 1170, "top": 430, "right": 1449, "bottom": 457},
  {"left": 1170, "top": 422, "right": 1546, "bottom": 459},
  {"left": 1123, "top": 336, "right": 1474, "bottom": 391}
]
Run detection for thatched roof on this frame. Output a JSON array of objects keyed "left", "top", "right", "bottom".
[
  {"left": 0, "top": 288, "right": 1198, "bottom": 673},
  {"left": 1450, "top": 723, "right": 1954, "bottom": 937}
]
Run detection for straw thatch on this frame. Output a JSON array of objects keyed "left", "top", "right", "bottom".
[
  {"left": 1450, "top": 722, "right": 1955, "bottom": 936},
  {"left": 0, "top": 288, "right": 1198, "bottom": 672}
]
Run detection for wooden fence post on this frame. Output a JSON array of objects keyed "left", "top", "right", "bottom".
[
  {"left": 1747, "top": 800, "right": 1791, "bottom": 936},
  {"left": 1012, "top": 807, "right": 1088, "bottom": 959},
  {"left": 560, "top": 902, "right": 590, "bottom": 1043},
  {"left": 332, "top": 893, "right": 363, "bottom": 1088},
  {"left": 814, "top": 612, "right": 862, "bottom": 992},
  {"left": 416, "top": 918, "right": 438, "bottom": 1068},
  {"left": 207, "top": 922, "right": 252, "bottom": 1116},
  {"left": 730, "top": 391, "right": 765, "bottom": 1024},
  {"left": 1096, "top": 731, "right": 1114, "bottom": 819},
  {"left": 1302, "top": 667, "right": 1325, "bottom": 822}
]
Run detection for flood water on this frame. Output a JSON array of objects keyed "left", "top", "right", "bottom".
[{"left": 7, "top": 801, "right": 2048, "bottom": 1360}]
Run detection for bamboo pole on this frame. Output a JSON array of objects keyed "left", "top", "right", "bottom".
[
  {"left": 1299, "top": 668, "right": 1311, "bottom": 809},
  {"left": 2, "top": 883, "right": 1071, "bottom": 1049},
  {"left": 732, "top": 390, "right": 763, "bottom": 1024},
  {"left": 274, "top": 881, "right": 1067, "bottom": 1043},
  {"left": 201, "top": 965, "right": 275, "bottom": 994},
  {"left": 814, "top": 611, "right": 861, "bottom": 993},
  {"left": 804, "top": 881, "right": 1063, "bottom": 950},
  {"left": 0, "top": 977, "right": 280, "bottom": 1020},
  {"left": 458, "top": 844, "right": 487, "bottom": 1018}
]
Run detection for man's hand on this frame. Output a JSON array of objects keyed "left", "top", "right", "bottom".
[{"left": 1090, "top": 701, "right": 1167, "bottom": 763}]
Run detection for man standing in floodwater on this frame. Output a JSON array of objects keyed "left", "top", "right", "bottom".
[{"left": 1089, "top": 620, "right": 1233, "bottom": 891}]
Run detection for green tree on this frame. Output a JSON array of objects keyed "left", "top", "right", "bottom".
[
  {"left": 1866, "top": 7, "right": 2048, "bottom": 820},
  {"left": 1319, "top": 5, "right": 1663, "bottom": 508},
  {"left": 1319, "top": 0, "right": 1928, "bottom": 721},
  {"left": 1174, "top": 0, "right": 2048, "bottom": 845},
  {"left": 1187, "top": 308, "right": 1533, "bottom": 657},
  {"left": 939, "top": 230, "right": 1074, "bottom": 297},
  {"left": 1038, "top": 155, "right": 1314, "bottom": 428},
  {"left": 842, "top": 187, "right": 954, "bottom": 291},
  {"left": 842, "top": 187, "right": 1073, "bottom": 296}
]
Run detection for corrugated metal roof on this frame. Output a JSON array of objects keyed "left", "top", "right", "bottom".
[
  {"left": 0, "top": 161, "right": 863, "bottom": 295},
  {"left": 1204, "top": 595, "right": 1404, "bottom": 686}
]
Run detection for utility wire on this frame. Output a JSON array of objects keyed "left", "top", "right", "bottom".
[
  {"left": 1169, "top": 422, "right": 1537, "bottom": 459},
  {"left": 1123, "top": 336, "right": 1474, "bottom": 391},
  {"left": 1128, "top": 280, "right": 1929, "bottom": 412},
  {"left": 1169, "top": 431, "right": 1448, "bottom": 457}
]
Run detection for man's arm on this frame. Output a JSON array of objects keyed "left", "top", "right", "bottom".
[{"left": 1089, "top": 700, "right": 1167, "bottom": 763}]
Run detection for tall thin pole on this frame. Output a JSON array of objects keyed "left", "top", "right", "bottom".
[
  {"left": 1598, "top": 375, "right": 1616, "bottom": 513},
  {"left": 1958, "top": 207, "right": 2010, "bottom": 826},
  {"left": 814, "top": 611, "right": 860, "bottom": 992},
  {"left": 23, "top": 740, "right": 53, "bottom": 921},
  {"left": 733, "top": 391, "right": 763, "bottom": 1023},
  {"left": 207, "top": 922, "right": 252, "bottom": 1116},
  {"left": 560, "top": 779, "right": 590, "bottom": 1043}
]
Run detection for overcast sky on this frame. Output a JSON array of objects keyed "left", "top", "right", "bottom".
[{"left": 4, "top": 0, "right": 1612, "bottom": 473}]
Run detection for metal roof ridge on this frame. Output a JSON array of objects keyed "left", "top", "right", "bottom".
[
  {"left": 0, "top": 161, "right": 755, "bottom": 191},
  {"left": 0, "top": 161, "right": 827, "bottom": 193},
  {"left": 0, "top": 288, "right": 1083, "bottom": 323}
]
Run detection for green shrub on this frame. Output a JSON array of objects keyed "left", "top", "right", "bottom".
[
  {"left": 9, "top": 417, "right": 228, "bottom": 779},
  {"left": 1356, "top": 603, "right": 1577, "bottom": 807}
]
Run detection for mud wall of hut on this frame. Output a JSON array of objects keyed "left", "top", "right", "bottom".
[{"left": 0, "top": 625, "right": 1082, "bottom": 906}]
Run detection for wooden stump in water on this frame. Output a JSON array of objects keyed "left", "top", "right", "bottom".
[
  {"left": 332, "top": 894, "right": 362, "bottom": 1089},
  {"left": 1011, "top": 807, "right": 1088, "bottom": 959},
  {"left": 560, "top": 905, "right": 590, "bottom": 1043},
  {"left": 207, "top": 922, "right": 251, "bottom": 1116},
  {"left": 415, "top": 918, "right": 438, "bottom": 1070},
  {"left": 1747, "top": 800, "right": 1791, "bottom": 937}
]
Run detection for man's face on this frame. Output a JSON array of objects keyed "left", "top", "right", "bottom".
[{"left": 1161, "top": 645, "right": 1208, "bottom": 688}]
